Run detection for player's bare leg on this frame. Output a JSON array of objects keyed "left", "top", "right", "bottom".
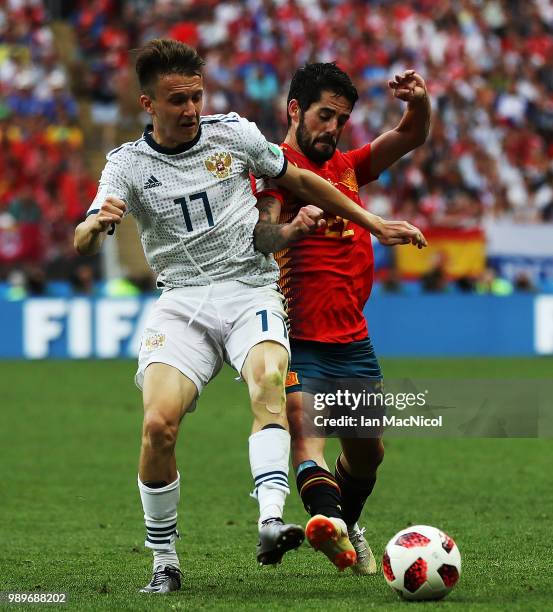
[
  {"left": 288, "top": 392, "right": 356, "bottom": 571},
  {"left": 138, "top": 363, "right": 197, "bottom": 593},
  {"left": 242, "top": 342, "right": 304, "bottom": 564},
  {"left": 334, "top": 436, "right": 385, "bottom": 575},
  {"left": 140, "top": 363, "right": 196, "bottom": 481}
]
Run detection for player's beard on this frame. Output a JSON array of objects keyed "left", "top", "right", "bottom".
[{"left": 296, "top": 113, "right": 337, "bottom": 164}]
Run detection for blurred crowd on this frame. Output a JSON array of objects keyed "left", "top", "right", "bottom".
[
  {"left": 375, "top": 261, "right": 542, "bottom": 296},
  {"left": 0, "top": 0, "right": 97, "bottom": 284},
  {"left": 1, "top": 0, "right": 552, "bottom": 295},
  {"left": 66, "top": 0, "right": 553, "bottom": 227}
]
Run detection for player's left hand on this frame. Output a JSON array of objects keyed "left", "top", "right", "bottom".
[
  {"left": 388, "top": 70, "right": 427, "bottom": 103},
  {"left": 375, "top": 218, "right": 428, "bottom": 249}
]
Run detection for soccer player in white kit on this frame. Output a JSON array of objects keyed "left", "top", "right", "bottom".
[{"left": 74, "top": 39, "right": 426, "bottom": 593}]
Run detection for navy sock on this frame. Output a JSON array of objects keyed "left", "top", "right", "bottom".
[
  {"left": 296, "top": 464, "right": 343, "bottom": 520},
  {"left": 335, "top": 456, "right": 376, "bottom": 526}
]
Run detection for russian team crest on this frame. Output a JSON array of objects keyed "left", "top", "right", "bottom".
[
  {"left": 144, "top": 331, "right": 166, "bottom": 351},
  {"left": 205, "top": 152, "right": 232, "bottom": 179}
]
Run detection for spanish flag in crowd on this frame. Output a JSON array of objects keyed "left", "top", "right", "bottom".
[{"left": 395, "top": 228, "right": 486, "bottom": 279}]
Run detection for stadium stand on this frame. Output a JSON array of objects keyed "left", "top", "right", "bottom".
[{"left": 1, "top": 0, "right": 552, "bottom": 297}]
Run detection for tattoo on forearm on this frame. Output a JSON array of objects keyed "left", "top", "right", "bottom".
[
  {"left": 254, "top": 197, "right": 288, "bottom": 254},
  {"left": 254, "top": 222, "right": 288, "bottom": 255}
]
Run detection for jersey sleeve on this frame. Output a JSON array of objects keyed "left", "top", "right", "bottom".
[
  {"left": 238, "top": 116, "right": 287, "bottom": 179},
  {"left": 86, "top": 147, "right": 135, "bottom": 218},
  {"left": 250, "top": 175, "right": 285, "bottom": 205},
  {"left": 341, "top": 143, "right": 377, "bottom": 187}
]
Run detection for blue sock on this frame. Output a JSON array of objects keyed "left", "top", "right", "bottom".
[{"left": 296, "top": 460, "right": 317, "bottom": 476}]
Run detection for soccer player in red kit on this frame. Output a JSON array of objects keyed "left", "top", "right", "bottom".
[{"left": 253, "top": 63, "right": 431, "bottom": 573}]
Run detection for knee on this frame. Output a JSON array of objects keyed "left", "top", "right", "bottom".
[
  {"left": 142, "top": 411, "right": 178, "bottom": 453},
  {"left": 343, "top": 439, "right": 385, "bottom": 476},
  {"left": 248, "top": 367, "right": 286, "bottom": 416},
  {"left": 364, "top": 439, "right": 385, "bottom": 472}
]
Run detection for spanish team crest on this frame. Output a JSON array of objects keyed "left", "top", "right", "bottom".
[
  {"left": 338, "top": 168, "right": 359, "bottom": 193},
  {"left": 205, "top": 152, "right": 232, "bottom": 179},
  {"left": 285, "top": 371, "right": 300, "bottom": 388}
]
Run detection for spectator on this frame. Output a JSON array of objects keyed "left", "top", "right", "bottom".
[
  {"left": 513, "top": 272, "right": 536, "bottom": 293},
  {"left": 421, "top": 254, "right": 449, "bottom": 293},
  {"left": 476, "top": 268, "right": 514, "bottom": 296},
  {"left": 70, "top": 263, "right": 97, "bottom": 295}
]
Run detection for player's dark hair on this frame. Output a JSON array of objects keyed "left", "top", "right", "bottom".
[
  {"left": 287, "top": 62, "right": 358, "bottom": 126},
  {"left": 135, "top": 38, "right": 205, "bottom": 97}
]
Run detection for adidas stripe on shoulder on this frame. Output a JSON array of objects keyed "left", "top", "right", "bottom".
[
  {"left": 200, "top": 112, "right": 241, "bottom": 126},
  {"left": 106, "top": 137, "right": 144, "bottom": 160}
]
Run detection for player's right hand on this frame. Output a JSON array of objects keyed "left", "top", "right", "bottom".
[
  {"left": 92, "top": 196, "right": 127, "bottom": 233},
  {"left": 375, "top": 219, "right": 428, "bottom": 249},
  {"left": 287, "top": 205, "right": 327, "bottom": 240}
]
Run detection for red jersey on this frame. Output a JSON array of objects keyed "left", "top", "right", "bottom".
[{"left": 270, "top": 142, "right": 376, "bottom": 343}]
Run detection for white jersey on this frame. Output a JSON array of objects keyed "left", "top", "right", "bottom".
[{"left": 87, "top": 112, "right": 287, "bottom": 287}]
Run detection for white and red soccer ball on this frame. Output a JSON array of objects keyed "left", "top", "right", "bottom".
[{"left": 382, "top": 525, "right": 461, "bottom": 601}]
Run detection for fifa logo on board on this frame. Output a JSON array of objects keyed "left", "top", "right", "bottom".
[{"left": 205, "top": 152, "right": 232, "bottom": 179}]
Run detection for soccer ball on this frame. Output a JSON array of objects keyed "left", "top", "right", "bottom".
[{"left": 382, "top": 525, "right": 461, "bottom": 601}]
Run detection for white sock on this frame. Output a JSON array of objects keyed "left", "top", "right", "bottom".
[
  {"left": 138, "top": 473, "right": 180, "bottom": 569},
  {"left": 249, "top": 427, "right": 290, "bottom": 529},
  {"left": 153, "top": 549, "right": 180, "bottom": 571}
]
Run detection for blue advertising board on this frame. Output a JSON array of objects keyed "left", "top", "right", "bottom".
[{"left": 1, "top": 295, "right": 552, "bottom": 359}]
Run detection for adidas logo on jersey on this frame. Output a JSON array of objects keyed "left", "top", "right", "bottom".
[{"left": 144, "top": 175, "right": 162, "bottom": 189}]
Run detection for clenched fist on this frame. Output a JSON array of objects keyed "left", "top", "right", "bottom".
[
  {"left": 284, "top": 205, "right": 327, "bottom": 241},
  {"left": 388, "top": 70, "right": 428, "bottom": 103},
  {"left": 91, "top": 196, "right": 127, "bottom": 233}
]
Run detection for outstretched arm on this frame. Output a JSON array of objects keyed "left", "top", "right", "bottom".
[{"left": 273, "top": 163, "right": 427, "bottom": 248}]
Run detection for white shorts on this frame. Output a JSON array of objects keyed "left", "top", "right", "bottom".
[{"left": 135, "top": 281, "right": 290, "bottom": 400}]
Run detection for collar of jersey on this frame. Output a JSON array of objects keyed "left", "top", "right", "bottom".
[{"left": 143, "top": 124, "right": 202, "bottom": 155}]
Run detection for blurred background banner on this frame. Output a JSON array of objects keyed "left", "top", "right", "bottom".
[
  {"left": 1, "top": 293, "right": 552, "bottom": 358},
  {"left": 0, "top": 0, "right": 552, "bottom": 359},
  {"left": 394, "top": 228, "right": 486, "bottom": 279},
  {"left": 484, "top": 221, "right": 553, "bottom": 286},
  {"left": 1, "top": 297, "right": 156, "bottom": 359}
]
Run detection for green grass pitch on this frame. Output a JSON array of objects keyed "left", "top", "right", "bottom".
[{"left": 1, "top": 358, "right": 552, "bottom": 611}]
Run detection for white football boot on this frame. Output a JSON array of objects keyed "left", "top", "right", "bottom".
[{"left": 347, "top": 523, "right": 377, "bottom": 575}]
